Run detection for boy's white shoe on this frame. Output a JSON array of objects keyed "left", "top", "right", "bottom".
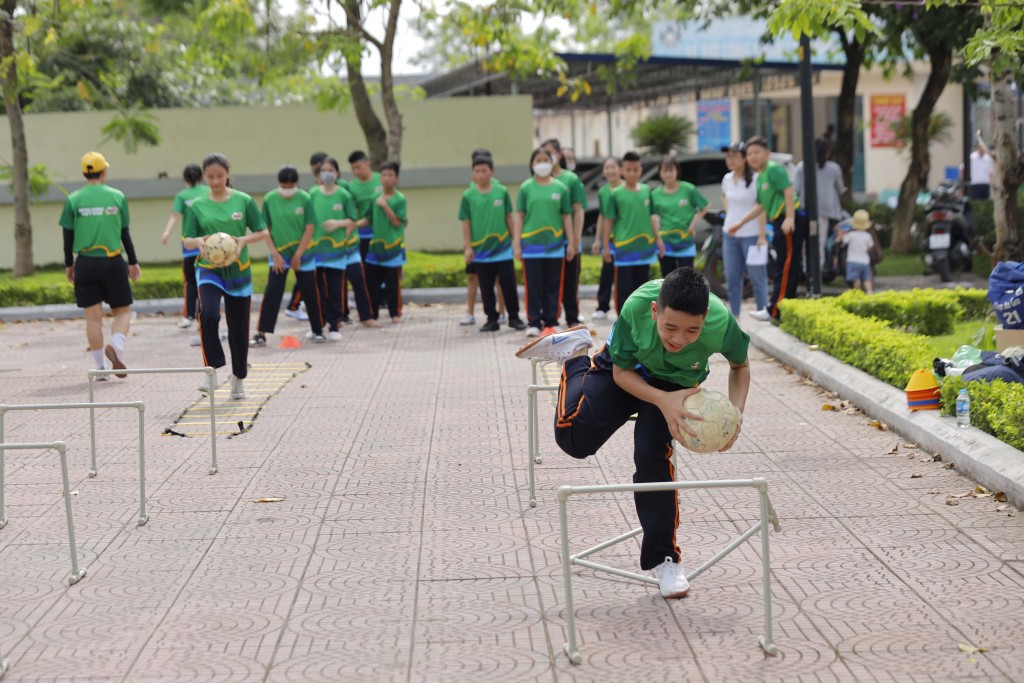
[
  {"left": 177, "top": 317, "right": 194, "bottom": 329},
  {"left": 104, "top": 344, "right": 127, "bottom": 379},
  {"left": 750, "top": 309, "right": 772, "bottom": 321},
  {"left": 525, "top": 326, "right": 541, "bottom": 338},
  {"left": 460, "top": 314, "right": 476, "bottom": 326},
  {"left": 198, "top": 370, "right": 218, "bottom": 394},
  {"left": 591, "top": 310, "right": 608, "bottom": 320},
  {"left": 651, "top": 556, "right": 690, "bottom": 599},
  {"left": 328, "top": 330, "right": 342, "bottom": 342},
  {"left": 515, "top": 325, "right": 593, "bottom": 361},
  {"left": 229, "top": 375, "right": 246, "bottom": 400}
]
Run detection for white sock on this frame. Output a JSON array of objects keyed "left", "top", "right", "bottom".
[
  {"left": 112, "top": 332, "right": 127, "bottom": 352},
  {"left": 91, "top": 348, "right": 105, "bottom": 370}
]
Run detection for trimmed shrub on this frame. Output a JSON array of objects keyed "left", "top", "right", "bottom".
[
  {"left": 940, "top": 376, "right": 1024, "bottom": 451},
  {"left": 834, "top": 289, "right": 960, "bottom": 336}
]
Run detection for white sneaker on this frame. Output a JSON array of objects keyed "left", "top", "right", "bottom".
[
  {"left": 177, "top": 317, "right": 194, "bottom": 329},
  {"left": 104, "top": 344, "right": 127, "bottom": 378},
  {"left": 229, "top": 375, "right": 245, "bottom": 400},
  {"left": 497, "top": 314, "right": 508, "bottom": 325},
  {"left": 750, "top": 309, "right": 772, "bottom": 321},
  {"left": 285, "top": 308, "right": 302, "bottom": 320},
  {"left": 460, "top": 314, "right": 476, "bottom": 326},
  {"left": 515, "top": 325, "right": 593, "bottom": 361},
  {"left": 198, "top": 371, "right": 218, "bottom": 394},
  {"left": 651, "top": 556, "right": 690, "bottom": 599},
  {"left": 328, "top": 330, "right": 342, "bottom": 341},
  {"left": 577, "top": 313, "right": 587, "bottom": 323},
  {"left": 189, "top": 336, "right": 201, "bottom": 347},
  {"left": 525, "top": 326, "right": 542, "bottom": 338},
  {"left": 592, "top": 310, "right": 608, "bottom": 320}
]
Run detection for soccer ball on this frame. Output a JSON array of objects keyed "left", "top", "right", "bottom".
[
  {"left": 674, "top": 388, "right": 740, "bottom": 454},
  {"left": 204, "top": 232, "right": 238, "bottom": 267}
]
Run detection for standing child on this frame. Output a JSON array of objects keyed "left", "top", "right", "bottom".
[
  {"left": 251, "top": 165, "right": 325, "bottom": 347},
  {"left": 62, "top": 151, "right": 141, "bottom": 378},
  {"left": 605, "top": 151, "right": 665, "bottom": 313},
  {"left": 364, "top": 161, "right": 408, "bottom": 323},
  {"left": 515, "top": 147, "right": 575, "bottom": 337},
  {"left": 541, "top": 138, "right": 588, "bottom": 326},
  {"left": 592, "top": 157, "right": 622, "bottom": 320},
  {"left": 460, "top": 154, "right": 526, "bottom": 332},
  {"left": 461, "top": 148, "right": 508, "bottom": 326},
  {"left": 160, "top": 164, "right": 205, "bottom": 329},
  {"left": 653, "top": 156, "right": 708, "bottom": 276},
  {"left": 842, "top": 210, "right": 876, "bottom": 294},
  {"left": 285, "top": 151, "right": 331, "bottom": 321},
  {"left": 182, "top": 152, "right": 282, "bottom": 399},
  {"left": 347, "top": 150, "right": 382, "bottom": 261}
]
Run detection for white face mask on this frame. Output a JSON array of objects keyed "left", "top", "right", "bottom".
[
  {"left": 566, "top": 162, "right": 576, "bottom": 171},
  {"left": 320, "top": 171, "right": 338, "bottom": 185},
  {"left": 279, "top": 187, "right": 297, "bottom": 198},
  {"left": 533, "top": 162, "right": 553, "bottom": 177}
]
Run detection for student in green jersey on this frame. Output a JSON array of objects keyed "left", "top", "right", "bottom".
[
  {"left": 347, "top": 150, "right": 382, "bottom": 263},
  {"left": 284, "top": 151, "right": 331, "bottom": 322},
  {"left": 724, "top": 135, "right": 803, "bottom": 319},
  {"left": 461, "top": 148, "right": 509, "bottom": 327},
  {"left": 592, "top": 157, "right": 622, "bottom": 320},
  {"left": 515, "top": 147, "right": 575, "bottom": 337},
  {"left": 541, "top": 138, "right": 588, "bottom": 326},
  {"left": 653, "top": 155, "right": 709, "bottom": 276},
  {"left": 604, "top": 151, "right": 666, "bottom": 314},
  {"left": 515, "top": 267, "right": 749, "bottom": 599},
  {"left": 364, "top": 161, "right": 408, "bottom": 322},
  {"left": 251, "top": 165, "right": 325, "bottom": 347},
  {"left": 160, "top": 164, "right": 205, "bottom": 329},
  {"left": 62, "top": 151, "right": 141, "bottom": 378},
  {"left": 182, "top": 153, "right": 283, "bottom": 400},
  {"left": 459, "top": 154, "right": 526, "bottom": 332}
]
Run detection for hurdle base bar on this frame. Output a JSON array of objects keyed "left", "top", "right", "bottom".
[{"left": 557, "top": 478, "right": 781, "bottom": 665}]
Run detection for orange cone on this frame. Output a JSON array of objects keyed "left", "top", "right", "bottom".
[{"left": 279, "top": 335, "right": 301, "bottom": 349}]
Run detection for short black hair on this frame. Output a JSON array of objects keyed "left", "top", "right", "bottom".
[
  {"left": 83, "top": 171, "right": 103, "bottom": 180},
  {"left": 348, "top": 150, "right": 369, "bottom": 164},
  {"left": 622, "top": 151, "right": 641, "bottom": 163},
  {"left": 380, "top": 160, "right": 400, "bottom": 175},
  {"left": 745, "top": 135, "right": 769, "bottom": 150},
  {"left": 657, "top": 267, "right": 709, "bottom": 316},
  {"left": 277, "top": 165, "right": 300, "bottom": 184},
  {"left": 472, "top": 148, "right": 492, "bottom": 161},
  {"left": 541, "top": 138, "right": 561, "bottom": 152},
  {"left": 183, "top": 164, "right": 203, "bottom": 186},
  {"left": 309, "top": 152, "right": 328, "bottom": 166},
  {"left": 471, "top": 155, "right": 493, "bottom": 170}
]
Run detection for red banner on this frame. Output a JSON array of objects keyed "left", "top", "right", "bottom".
[{"left": 870, "top": 94, "right": 905, "bottom": 148}]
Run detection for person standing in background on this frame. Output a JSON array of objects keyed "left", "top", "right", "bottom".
[
  {"left": 160, "top": 164, "right": 205, "bottom": 330},
  {"left": 795, "top": 137, "right": 845, "bottom": 273}
]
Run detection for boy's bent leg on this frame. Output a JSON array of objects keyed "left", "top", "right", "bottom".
[
  {"left": 257, "top": 268, "right": 288, "bottom": 334},
  {"left": 633, "top": 398, "right": 681, "bottom": 570},
  {"left": 553, "top": 350, "right": 638, "bottom": 459}
]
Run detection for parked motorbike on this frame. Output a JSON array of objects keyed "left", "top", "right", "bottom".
[{"left": 921, "top": 181, "right": 973, "bottom": 282}]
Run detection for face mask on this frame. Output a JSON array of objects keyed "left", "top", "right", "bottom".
[
  {"left": 279, "top": 187, "right": 297, "bottom": 198},
  {"left": 566, "top": 162, "right": 576, "bottom": 171},
  {"left": 320, "top": 171, "right": 338, "bottom": 185},
  {"left": 533, "top": 162, "right": 553, "bottom": 177}
]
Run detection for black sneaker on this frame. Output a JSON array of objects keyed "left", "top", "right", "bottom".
[
  {"left": 479, "top": 319, "right": 500, "bottom": 332},
  {"left": 508, "top": 318, "right": 527, "bottom": 331},
  {"left": 249, "top": 333, "right": 267, "bottom": 347}
]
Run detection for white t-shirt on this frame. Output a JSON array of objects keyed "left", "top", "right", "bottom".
[
  {"left": 842, "top": 230, "right": 875, "bottom": 265},
  {"left": 722, "top": 171, "right": 760, "bottom": 238},
  {"left": 970, "top": 151, "right": 993, "bottom": 186}
]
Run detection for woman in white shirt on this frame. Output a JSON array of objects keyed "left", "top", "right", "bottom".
[{"left": 721, "top": 142, "right": 770, "bottom": 319}]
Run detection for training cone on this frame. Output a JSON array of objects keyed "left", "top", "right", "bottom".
[
  {"left": 279, "top": 335, "right": 301, "bottom": 349},
  {"left": 904, "top": 369, "right": 940, "bottom": 411}
]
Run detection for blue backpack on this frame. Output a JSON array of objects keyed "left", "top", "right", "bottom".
[{"left": 988, "top": 261, "right": 1024, "bottom": 329}]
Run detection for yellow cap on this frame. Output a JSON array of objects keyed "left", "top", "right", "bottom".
[{"left": 81, "top": 151, "right": 109, "bottom": 175}]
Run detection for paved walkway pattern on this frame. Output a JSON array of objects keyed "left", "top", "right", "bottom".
[{"left": 0, "top": 304, "right": 1022, "bottom": 682}]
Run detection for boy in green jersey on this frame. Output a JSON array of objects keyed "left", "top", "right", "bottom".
[
  {"left": 61, "top": 151, "right": 141, "bottom": 378},
  {"left": 541, "top": 138, "right": 588, "bottom": 326},
  {"left": 459, "top": 154, "right": 526, "bottom": 331},
  {"left": 364, "top": 161, "right": 408, "bottom": 322},
  {"left": 347, "top": 150, "right": 383, "bottom": 261},
  {"left": 515, "top": 268, "right": 750, "bottom": 599},
  {"left": 284, "top": 150, "right": 331, "bottom": 321},
  {"left": 252, "top": 165, "right": 325, "bottom": 347},
  {"left": 605, "top": 151, "right": 666, "bottom": 314},
  {"left": 593, "top": 157, "right": 622, "bottom": 319},
  {"left": 724, "top": 135, "right": 804, "bottom": 319}
]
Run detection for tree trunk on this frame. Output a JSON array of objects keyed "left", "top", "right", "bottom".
[
  {"left": 989, "top": 65, "right": 1024, "bottom": 262},
  {"left": 834, "top": 32, "right": 865, "bottom": 209},
  {"left": 379, "top": 0, "right": 403, "bottom": 163},
  {"left": 890, "top": 44, "right": 952, "bottom": 252},
  {"left": 343, "top": 0, "right": 388, "bottom": 168},
  {"left": 1, "top": 0, "right": 34, "bottom": 277}
]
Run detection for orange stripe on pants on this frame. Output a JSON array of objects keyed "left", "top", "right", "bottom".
[{"left": 771, "top": 230, "right": 794, "bottom": 318}]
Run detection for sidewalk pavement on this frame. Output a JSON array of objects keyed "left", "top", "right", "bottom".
[{"left": 1, "top": 302, "right": 1022, "bottom": 682}]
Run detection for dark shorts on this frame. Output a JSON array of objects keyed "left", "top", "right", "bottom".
[
  {"left": 74, "top": 256, "right": 133, "bottom": 309},
  {"left": 465, "top": 262, "right": 477, "bottom": 275}
]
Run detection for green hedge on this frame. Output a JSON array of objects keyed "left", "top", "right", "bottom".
[
  {"left": 777, "top": 298, "right": 939, "bottom": 388},
  {"left": 940, "top": 376, "right": 1024, "bottom": 451},
  {"left": 832, "top": 288, "right": 991, "bottom": 336}
]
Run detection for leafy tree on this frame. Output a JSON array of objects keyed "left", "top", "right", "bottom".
[{"left": 631, "top": 114, "right": 695, "bottom": 155}]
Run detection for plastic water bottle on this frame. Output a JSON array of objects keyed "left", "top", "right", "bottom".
[{"left": 956, "top": 388, "right": 971, "bottom": 428}]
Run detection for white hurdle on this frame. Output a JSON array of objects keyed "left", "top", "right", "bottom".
[
  {"left": 526, "top": 358, "right": 559, "bottom": 508},
  {"left": 0, "top": 440, "right": 86, "bottom": 586},
  {"left": 557, "top": 477, "right": 782, "bottom": 665},
  {"left": 88, "top": 367, "right": 218, "bottom": 476},
  {"left": 0, "top": 401, "right": 150, "bottom": 527}
]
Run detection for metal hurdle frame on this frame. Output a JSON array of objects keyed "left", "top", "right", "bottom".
[
  {"left": 88, "top": 367, "right": 218, "bottom": 476},
  {"left": 557, "top": 477, "right": 782, "bottom": 665},
  {"left": 0, "top": 440, "right": 86, "bottom": 586},
  {"left": 0, "top": 402, "right": 149, "bottom": 527},
  {"left": 526, "top": 358, "right": 559, "bottom": 508}
]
